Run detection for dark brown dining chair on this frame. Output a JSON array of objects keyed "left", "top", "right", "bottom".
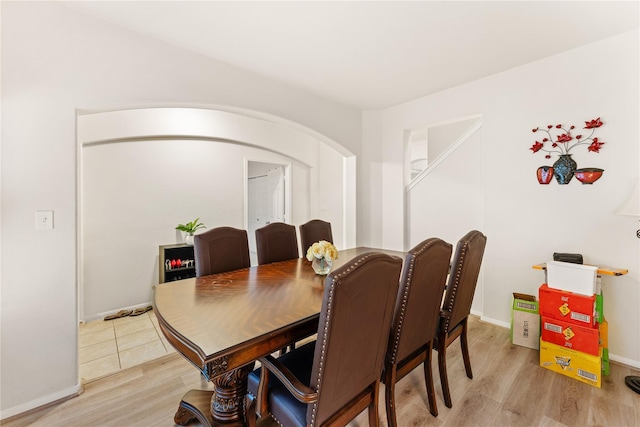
[
  {"left": 383, "top": 238, "right": 452, "bottom": 424},
  {"left": 246, "top": 252, "right": 403, "bottom": 427},
  {"left": 299, "top": 219, "right": 333, "bottom": 255},
  {"left": 435, "top": 230, "right": 487, "bottom": 409},
  {"left": 193, "top": 226, "right": 251, "bottom": 276},
  {"left": 255, "top": 222, "right": 299, "bottom": 265}
]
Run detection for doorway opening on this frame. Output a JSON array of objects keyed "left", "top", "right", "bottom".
[
  {"left": 404, "top": 115, "right": 483, "bottom": 314},
  {"left": 246, "top": 160, "right": 291, "bottom": 263}
]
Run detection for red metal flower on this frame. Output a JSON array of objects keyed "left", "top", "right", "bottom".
[
  {"left": 584, "top": 117, "right": 603, "bottom": 129},
  {"left": 530, "top": 141, "right": 544, "bottom": 153},
  {"left": 588, "top": 140, "right": 605, "bottom": 152},
  {"left": 529, "top": 117, "right": 605, "bottom": 157}
]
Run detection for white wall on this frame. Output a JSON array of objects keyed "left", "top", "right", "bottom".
[
  {"left": 0, "top": 2, "right": 361, "bottom": 417},
  {"left": 312, "top": 142, "right": 345, "bottom": 249},
  {"left": 364, "top": 30, "right": 640, "bottom": 366},
  {"left": 360, "top": 110, "right": 384, "bottom": 249}
]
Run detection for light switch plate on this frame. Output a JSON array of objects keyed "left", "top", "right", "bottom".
[{"left": 35, "top": 210, "right": 54, "bottom": 230}]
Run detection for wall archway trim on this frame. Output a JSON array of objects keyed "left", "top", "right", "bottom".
[{"left": 77, "top": 107, "right": 354, "bottom": 165}]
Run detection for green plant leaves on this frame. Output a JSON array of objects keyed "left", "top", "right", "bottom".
[{"left": 175, "top": 218, "right": 206, "bottom": 234}]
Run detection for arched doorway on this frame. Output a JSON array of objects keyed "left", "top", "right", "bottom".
[{"left": 77, "top": 106, "right": 356, "bottom": 322}]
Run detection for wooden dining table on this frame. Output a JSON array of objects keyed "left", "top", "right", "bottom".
[{"left": 154, "top": 246, "right": 406, "bottom": 427}]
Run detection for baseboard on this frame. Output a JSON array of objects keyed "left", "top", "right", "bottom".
[
  {"left": 84, "top": 301, "right": 153, "bottom": 323},
  {"left": 609, "top": 353, "right": 640, "bottom": 369},
  {"left": 0, "top": 382, "right": 82, "bottom": 421},
  {"left": 475, "top": 311, "right": 510, "bottom": 329}
]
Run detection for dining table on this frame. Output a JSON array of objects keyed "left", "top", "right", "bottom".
[{"left": 154, "top": 246, "right": 406, "bottom": 427}]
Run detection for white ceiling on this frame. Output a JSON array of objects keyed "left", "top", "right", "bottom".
[{"left": 63, "top": 1, "right": 639, "bottom": 110}]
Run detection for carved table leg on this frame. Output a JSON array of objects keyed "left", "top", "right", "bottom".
[
  {"left": 211, "top": 364, "right": 255, "bottom": 424},
  {"left": 174, "top": 406, "right": 198, "bottom": 426},
  {"left": 176, "top": 363, "right": 255, "bottom": 426}
]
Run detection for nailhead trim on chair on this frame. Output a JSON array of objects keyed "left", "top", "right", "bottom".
[
  {"left": 388, "top": 239, "right": 438, "bottom": 363},
  {"left": 309, "top": 253, "right": 378, "bottom": 426},
  {"left": 270, "top": 413, "right": 284, "bottom": 426},
  {"left": 441, "top": 239, "right": 469, "bottom": 333},
  {"left": 389, "top": 255, "right": 413, "bottom": 363}
]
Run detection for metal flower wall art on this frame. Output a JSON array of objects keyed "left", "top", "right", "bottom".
[{"left": 530, "top": 117, "right": 605, "bottom": 185}]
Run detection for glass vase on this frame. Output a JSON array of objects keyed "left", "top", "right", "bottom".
[{"left": 312, "top": 257, "right": 332, "bottom": 275}]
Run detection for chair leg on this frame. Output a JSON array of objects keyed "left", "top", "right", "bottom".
[
  {"left": 245, "top": 395, "right": 257, "bottom": 427},
  {"left": 256, "top": 365, "right": 270, "bottom": 417},
  {"left": 437, "top": 337, "right": 453, "bottom": 408},
  {"left": 460, "top": 318, "right": 473, "bottom": 379},
  {"left": 422, "top": 344, "right": 438, "bottom": 417},
  {"left": 368, "top": 382, "right": 380, "bottom": 427},
  {"left": 384, "top": 364, "right": 398, "bottom": 427}
]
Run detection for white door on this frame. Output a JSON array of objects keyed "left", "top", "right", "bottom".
[
  {"left": 247, "top": 162, "right": 286, "bottom": 257},
  {"left": 267, "top": 166, "right": 285, "bottom": 224}
]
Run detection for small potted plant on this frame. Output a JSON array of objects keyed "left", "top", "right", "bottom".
[{"left": 175, "top": 218, "right": 206, "bottom": 245}]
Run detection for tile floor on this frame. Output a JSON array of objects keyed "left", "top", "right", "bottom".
[{"left": 78, "top": 309, "right": 175, "bottom": 382}]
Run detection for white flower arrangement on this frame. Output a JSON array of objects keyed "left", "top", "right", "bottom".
[{"left": 306, "top": 240, "right": 338, "bottom": 262}]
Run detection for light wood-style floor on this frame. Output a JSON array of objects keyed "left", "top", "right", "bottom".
[{"left": 4, "top": 316, "right": 639, "bottom": 427}]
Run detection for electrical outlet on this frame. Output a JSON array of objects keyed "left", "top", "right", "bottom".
[{"left": 35, "top": 210, "right": 54, "bottom": 230}]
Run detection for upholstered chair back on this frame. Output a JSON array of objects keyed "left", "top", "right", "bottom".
[{"left": 194, "top": 226, "right": 250, "bottom": 276}]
